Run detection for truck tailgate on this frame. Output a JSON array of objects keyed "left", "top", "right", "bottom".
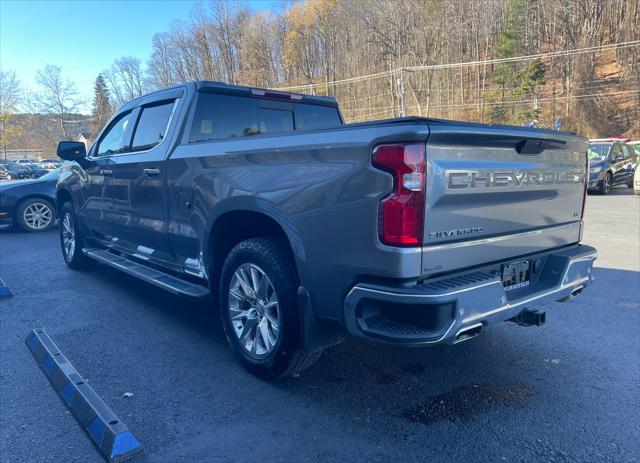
[{"left": 422, "top": 122, "right": 587, "bottom": 277}]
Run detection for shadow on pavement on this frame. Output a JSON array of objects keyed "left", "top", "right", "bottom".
[
  {"left": 588, "top": 186, "right": 637, "bottom": 196},
  {"left": 91, "top": 262, "right": 639, "bottom": 426}
]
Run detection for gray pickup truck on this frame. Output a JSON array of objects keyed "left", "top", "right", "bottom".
[{"left": 56, "top": 81, "right": 597, "bottom": 378}]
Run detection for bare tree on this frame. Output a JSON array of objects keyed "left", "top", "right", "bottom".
[
  {"left": 138, "top": 0, "right": 638, "bottom": 136},
  {"left": 0, "top": 70, "right": 23, "bottom": 158},
  {"left": 148, "top": 32, "right": 177, "bottom": 88},
  {"left": 35, "top": 65, "right": 81, "bottom": 138},
  {"left": 104, "top": 56, "right": 146, "bottom": 106}
]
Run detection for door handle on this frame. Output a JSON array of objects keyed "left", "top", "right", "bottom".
[
  {"left": 100, "top": 169, "right": 112, "bottom": 176},
  {"left": 143, "top": 168, "right": 160, "bottom": 177}
]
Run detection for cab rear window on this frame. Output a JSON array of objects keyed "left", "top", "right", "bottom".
[
  {"left": 294, "top": 103, "right": 342, "bottom": 131},
  {"left": 189, "top": 93, "right": 340, "bottom": 143}
]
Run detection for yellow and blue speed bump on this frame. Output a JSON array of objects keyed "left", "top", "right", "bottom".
[
  {"left": 0, "top": 278, "right": 12, "bottom": 298},
  {"left": 25, "top": 329, "right": 142, "bottom": 462}
]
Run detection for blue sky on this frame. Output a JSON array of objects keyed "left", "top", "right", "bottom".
[{"left": 0, "top": 0, "right": 278, "bottom": 112}]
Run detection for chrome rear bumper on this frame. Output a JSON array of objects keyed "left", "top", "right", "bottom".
[{"left": 344, "top": 244, "right": 597, "bottom": 345}]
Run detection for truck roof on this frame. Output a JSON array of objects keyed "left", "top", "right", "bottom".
[
  {"left": 121, "top": 81, "right": 340, "bottom": 111},
  {"left": 195, "top": 81, "right": 339, "bottom": 108}
]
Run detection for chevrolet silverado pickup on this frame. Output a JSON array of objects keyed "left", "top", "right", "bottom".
[{"left": 55, "top": 81, "right": 597, "bottom": 378}]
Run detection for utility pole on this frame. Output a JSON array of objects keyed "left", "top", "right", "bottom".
[
  {"left": 397, "top": 68, "right": 405, "bottom": 118},
  {"left": 1, "top": 119, "right": 6, "bottom": 160}
]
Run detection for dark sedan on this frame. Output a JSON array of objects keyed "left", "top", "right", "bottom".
[
  {"left": 0, "top": 163, "right": 32, "bottom": 181},
  {"left": 587, "top": 139, "right": 637, "bottom": 194},
  {"left": 0, "top": 169, "right": 59, "bottom": 232},
  {"left": 21, "top": 163, "right": 50, "bottom": 179}
]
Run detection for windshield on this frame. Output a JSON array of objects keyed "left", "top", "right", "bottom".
[{"left": 588, "top": 144, "right": 610, "bottom": 161}]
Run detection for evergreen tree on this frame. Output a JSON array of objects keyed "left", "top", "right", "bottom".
[
  {"left": 92, "top": 74, "right": 112, "bottom": 136},
  {"left": 486, "top": 0, "right": 526, "bottom": 123}
]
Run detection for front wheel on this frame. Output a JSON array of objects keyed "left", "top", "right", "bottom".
[
  {"left": 599, "top": 172, "right": 612, "bottom": 195},
  {"left": 219, "top": 238, "right": 322, "bottom": 378},
  {"left": 59, "top": 202, "right": 94, "bottom": 270}
]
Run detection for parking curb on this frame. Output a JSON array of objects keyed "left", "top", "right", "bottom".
[
  {"left": 0, "top": 278, "right": 12, "bottom": 298},
  {"left": 25, "top": 328, "right": 143, "bottom": 462}
]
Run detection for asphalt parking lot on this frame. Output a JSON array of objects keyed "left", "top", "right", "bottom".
[{"left": 1, "top": 188, "right": 638, "bottom": 463}]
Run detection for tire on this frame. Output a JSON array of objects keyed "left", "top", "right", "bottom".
[
  {"left": 599, "top": 172, "right": 612, "bottom": 195},
  {"left": 15, "top": 197, "right": 56, "bottom": 232},
  {"left": 59, "top": 202, "right": 94, "bottom": 270},
  {"left": 219, "top": 238, "right": 322, "bottom": 378}
]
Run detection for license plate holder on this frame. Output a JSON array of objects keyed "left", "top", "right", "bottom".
[{"left": 501, "top": 259, "right": 531, "bottom": 291}]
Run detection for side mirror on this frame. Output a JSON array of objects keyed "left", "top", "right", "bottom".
[
  {"left": 57, "top": 141, "right": 86, "bottom": 161},
  {"left": 613, "top": 155, "right": 624, "bottom": 162}
]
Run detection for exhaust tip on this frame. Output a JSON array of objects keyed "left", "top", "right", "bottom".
[
  {"left": 454, "top": 323, "right": 483, "bottom": 343},
  {"left": 559, "top": 285, "right": 585, "bottom": 302}
]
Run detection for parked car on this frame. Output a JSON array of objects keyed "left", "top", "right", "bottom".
[
  {"left": 38, "top": 159, "right": 61, "bottom": 167},
  {"left": 21, "top": 163, "right": 50, "bottom": 179},
  {"left": 587, "top": 138, "right": 637, "bottom": 194},
  {"left": 632, "top": 144, "right": 640, "bottom": 195},
  {"left": 37, "top": 161, "right": 61, "bottom": 171},
  {"left": 0, "top": 165, "right": 13, "bottom": 181},
  {"left": 55, "top": 81, "right": 596, "bottom": 378},
  {"left": 0, "top": 161, "right": 31, "bottom": 180},
  {"left": 0, "top": 169, "right": 59, "bottom": 232}
]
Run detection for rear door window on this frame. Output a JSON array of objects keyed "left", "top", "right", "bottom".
[
  {"left": 620, "top": 144, "right": 632, "bottom": 160},
  {"left": 131, "top": 100, "right": 175, "bottom": 151},
  {"left": 189, "top": 93, "right": 294, "bottom": 143},
  {"left": 610, "top": 144, "right": 623, "bottom": 161}
]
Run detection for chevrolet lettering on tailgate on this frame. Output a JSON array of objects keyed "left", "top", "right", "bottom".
[{"left": 447, "top": 169, "right": 585, "bottom": 189}]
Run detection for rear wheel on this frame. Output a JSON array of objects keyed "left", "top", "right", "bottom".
[
  {"left": 15, "top": 198, "right": 55, "bottom": 232},
  {"left": 59, "top": 202, "right": 94, "bottom": 270},
  {"left": 599, "top": 172, "right": 612, "bottom": 195},
  {"left": 219, "top": 238, "right": 322, "bottom": 378}
]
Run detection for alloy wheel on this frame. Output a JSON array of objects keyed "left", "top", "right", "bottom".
[
  {"left": 61, "top": 212, "right": 76, "bottom": 259},
  {"left": 228, "top": 263, "right": 280, "bottom": 357},
  {"left": 23, "top": 202, "right": 53, "bottom": 230}
]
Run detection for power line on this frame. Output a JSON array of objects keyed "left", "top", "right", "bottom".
[
  {"left": 388, "top": 90, "right": 640, "bottom": 111},
  {"left": 404, "top": 41, "right": 640, "bottom": 72},
  {"left": 277, "top": 41, "right": 639, "bottom": 92},
  {"left": 404, "top": 79, "right": 637, "bottom": 96},
  {"left": 341, "top": 89, "right": 639, "bottom": 122},
  {"left": 340, "top": 81, "right": 636, "bottom": 113}
]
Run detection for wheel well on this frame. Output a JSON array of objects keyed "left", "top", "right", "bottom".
[
  {"left": 208, "top": 211, "right": 297, "bottom": 292},
  {"left": 56, "top": 189, "right": 72, "bottom": 214}
]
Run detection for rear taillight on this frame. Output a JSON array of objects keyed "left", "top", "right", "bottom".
[
  {"left": 372, "top": 143, "right": 425, "bottom": 247},
  {"left": 581, "top": 150, "right": 588, "bottom": 219}
]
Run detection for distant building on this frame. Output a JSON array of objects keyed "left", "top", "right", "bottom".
[{"left": 76, "top": 131, "right": 93, "bottom": 148}]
